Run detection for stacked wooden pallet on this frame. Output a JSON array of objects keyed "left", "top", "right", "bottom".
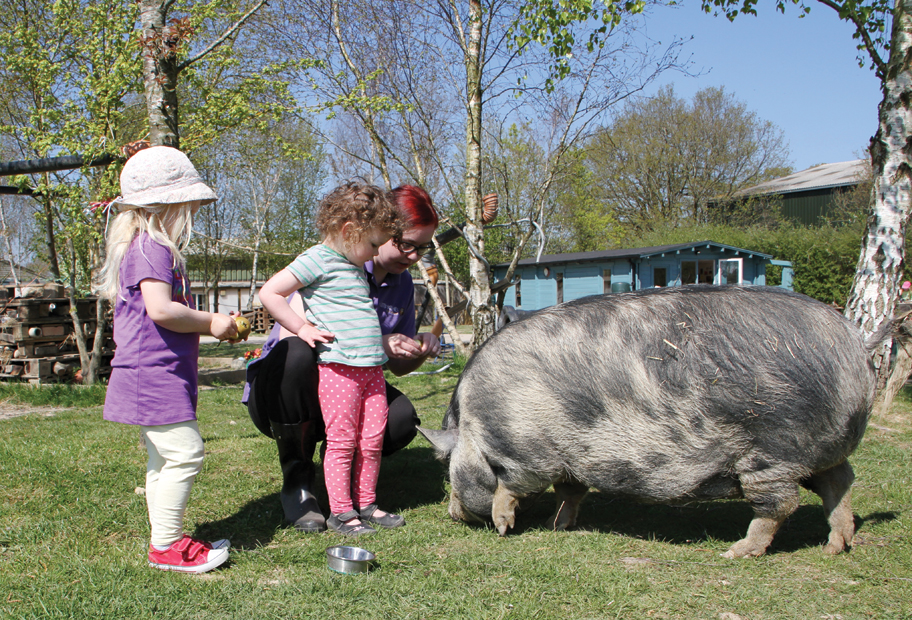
[
  {"left": 248, "top": 306, "right": 274, "bottom": 334},
  {"left": 0, "top": 291, "right": 113, "bottom": 384}
]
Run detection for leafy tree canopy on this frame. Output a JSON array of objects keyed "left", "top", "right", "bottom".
[{"left": 583, "top": 85, "right": 792, "bottom": 241}]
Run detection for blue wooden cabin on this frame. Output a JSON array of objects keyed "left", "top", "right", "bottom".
[{"left": 493, "top": 240, "right": 792, "bottom": 311}]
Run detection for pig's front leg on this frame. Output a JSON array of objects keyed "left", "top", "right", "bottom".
[{"left": 492, "top": 482, "right": 521, "bottom": 536}]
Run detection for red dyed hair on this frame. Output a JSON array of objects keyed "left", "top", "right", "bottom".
[{"left": 389, "top": 185, "right": 438, "bottom": 229}]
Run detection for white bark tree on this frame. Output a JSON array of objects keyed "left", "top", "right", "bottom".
[
  {"left": 137, "top": 0, "right": 269, "bottom": 147},
  {"left": 841, "top": 0, "right": 911, "bottom": 351},
  {"left": 703, "top": 0, "right": 910, "bottom": 404},
  {"left": 273, "top": 0, "right": 683, "bottom": 350}
]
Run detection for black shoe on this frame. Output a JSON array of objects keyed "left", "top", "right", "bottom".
[
  {"left": 271, "top": 421, "right": 326, "bottom": 532},
  {"left": 357, "top": 504, "right": 405, "bottom": 529},
  {"left": 327, "top": 510, "right": 377, "bottom": 537}
]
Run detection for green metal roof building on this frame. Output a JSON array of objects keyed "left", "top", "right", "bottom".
[{"left": 733, "top": 159, "right": 868, "bottom": 226}]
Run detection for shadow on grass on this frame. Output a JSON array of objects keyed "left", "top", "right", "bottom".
[
  {"left": 856, "top": 510, "right": 899, "bottom": 528},
  {"left": 457, "top": 490, "right": 901, "bottom": 555},
  {"left": 199, "top": 445, "right": 448, "bottom": 550},
  {"left": 197, "top": 494, "right": 285, "bottom": 550},
  {"left": 375, "top": 446, "right": 449, "bottom": 512}
]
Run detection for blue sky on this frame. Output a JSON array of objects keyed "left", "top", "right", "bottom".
[{"left": 638, "top": 2, "right": 883, "bottom": 171}]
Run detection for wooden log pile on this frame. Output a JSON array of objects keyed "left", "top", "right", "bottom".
[{"left": 0, "top": 286, "right": 114, "bottom": 384}]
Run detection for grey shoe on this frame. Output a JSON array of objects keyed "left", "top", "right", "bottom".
[
  {"left": 327, "top": 510, "right": 377, "bottom": 537},
  {"left": 358, "top": 504, "right": 405, "bottom": 529}
]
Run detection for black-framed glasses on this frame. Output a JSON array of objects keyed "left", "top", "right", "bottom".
[{"left": 392, "top": 238, "right": 435, "bottom": 257}]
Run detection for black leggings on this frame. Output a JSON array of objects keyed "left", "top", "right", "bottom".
[{"left": 247, "top": 338, "right": 420, "bottom": 456}]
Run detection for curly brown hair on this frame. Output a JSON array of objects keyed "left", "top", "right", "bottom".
[{"left": 316, "top": 181, "right": 404, "bottom": 244}]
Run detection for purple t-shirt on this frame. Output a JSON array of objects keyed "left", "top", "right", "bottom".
[
  {"left": 242, "top": 260, "right": 417, "bottom": 404},
  {"left": 103, "top": 234, "right": 200, "bottom": 426},
  {"left": 364, "top": 260, "right": 417, "bottom": 338}
]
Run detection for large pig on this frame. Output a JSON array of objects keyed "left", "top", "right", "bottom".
[{"left": 420, "top": 285, "right": 882, "bottom": 558}]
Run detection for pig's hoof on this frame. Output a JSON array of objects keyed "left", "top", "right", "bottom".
[
  {"left": 493, "top": 512, "right": 515, "bottom": 536},
  {"left": 823, "top": 540, "right": 848, "bottom": 555},
  {"left": 546, "top": 513, "right": 574, "bottom": 531},
  {"left": 721, "top": 540, "right": 767, "bottom": 559},
  {"left": 822, "top": 525, "right": 853, "bottom": 555}
]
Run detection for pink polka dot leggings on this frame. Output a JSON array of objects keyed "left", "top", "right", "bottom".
[{"left": 318, "top": 363, "right": 388, "bottom": 515}]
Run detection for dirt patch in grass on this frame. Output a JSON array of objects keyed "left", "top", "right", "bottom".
[
  {"left": 199, "top": 357, "right": 239, "bottom": 369},
  {"left": 0, "top": 401, "right": 71, "bottom": 421}
]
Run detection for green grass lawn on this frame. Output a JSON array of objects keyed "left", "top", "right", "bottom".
[{"left": 1, "top": 368, "right": 910, "bottom": 619}]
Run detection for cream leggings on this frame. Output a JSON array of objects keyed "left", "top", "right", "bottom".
[{"left": 140, "top": 420, "right": 205, "bottom": 547}]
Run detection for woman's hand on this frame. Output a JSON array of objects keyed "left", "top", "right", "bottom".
[
  {"left": 413, "top": 332, "right": 441, "bottom": 357},
  {"left": 383, "top": 333, "right": 423, "bottom": 359},
  {"left": 383, "top": 332, "right": 440, "bottom": 359},
  {"left": 383, "top": 331, "right": 441, "bottom": 376}
]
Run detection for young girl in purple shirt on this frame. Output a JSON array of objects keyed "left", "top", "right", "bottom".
[{"left": 97, "top": 146, "right": 238, "bottom": 573}]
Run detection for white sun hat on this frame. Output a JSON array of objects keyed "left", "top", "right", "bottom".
[{"left": 110, "top": 145, "right": 217, "bottom": 209}]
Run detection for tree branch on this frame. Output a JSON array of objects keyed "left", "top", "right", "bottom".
[
  {"left": 816, "top": 0, "right": 887, "bottom": 77},
  {"left": 178, "top": 0, "right": 268, "bottom": 71}
]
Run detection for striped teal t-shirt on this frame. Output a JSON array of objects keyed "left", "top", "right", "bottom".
[{"left": 286, "top": 244, "right": 388, "bottom": 367}]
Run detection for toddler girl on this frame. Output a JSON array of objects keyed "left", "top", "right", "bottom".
[
  {"left": 258, "top": 181, "right": 405, "bottom": 536},
  {"left": 97, "top": 146, "right": 238, "bottom": 573}
]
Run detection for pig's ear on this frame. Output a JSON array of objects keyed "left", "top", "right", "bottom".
[{"left": 417, "top": 426, "right": 458, "bottom": 460}]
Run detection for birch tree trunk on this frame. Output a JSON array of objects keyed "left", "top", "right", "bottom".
[
  {"left": 0, "top": 198, "right": 21, "bottom": 293},
  {"left": 248, "top": 238, "right": 261, "bottom": 311},
  {"left": 843, "top": 0, "right": 912, "bottom": 391},
  {"left": 139, "top": 0, "right": 180, "bottom": 148},
  {"left": 465, "top": 0, "right": 494, "bottom": 351}
]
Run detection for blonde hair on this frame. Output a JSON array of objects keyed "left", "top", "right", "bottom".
[{"left": 95, "top": 202, "right": 196, "bottom": 301}]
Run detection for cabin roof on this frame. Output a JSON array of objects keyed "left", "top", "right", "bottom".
[{"left": 497, "top": 241, "right": 772, "bottom": 268}]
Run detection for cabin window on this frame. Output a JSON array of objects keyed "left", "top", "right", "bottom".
[
  {"left": 681, "top": 260, "right": 716, "bottom": 284},
  {"left": 556, "top": 273, "right": 563, "bottom": 304},
  {"left": 515, "top": 278, "right": 522, "bottom": 306},
  {"left": 653, "top": 267, "right": 667, "bottom": 287},
  {"left": 718, "top": 258, "right": 743, "bottom": 285},
  {"left": 603, "top": 269, "right": 612, "bottom": 294}
]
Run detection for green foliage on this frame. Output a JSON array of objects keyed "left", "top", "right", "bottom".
[
  {"left": 510, "top": 0, "right": 647, "bottom": 90},
  {"left": 0, "top": 0, "right": 144, "bottom": 289},
  {"left": 433, "top": 198, "right": 472, "bottom": 286},
  {"left": 584, "top": 85, "right": 792, "bottom": 240},
  {"left": 760, "top": 225, "right": 865, "bottom": 305},
  {"left": 548, "top": 157, "right": 626, "bottom": 253},
  {"left": 179, "top": 58, "right": 298, "bottom": 153}
]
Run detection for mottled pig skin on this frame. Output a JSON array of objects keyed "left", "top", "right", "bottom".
[{"left": 421, "top": 285, "right": 881, "bottom": 558}]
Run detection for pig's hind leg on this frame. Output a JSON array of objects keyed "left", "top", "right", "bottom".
[
  {"left": 547, "top": 477, "right": 589, "bottom": 531},
  {"left": 723, "top": 474, "right": 800, "bottom": 558},
  {"left": 801, "top": 460, "right": 855, "bottom": 554}
]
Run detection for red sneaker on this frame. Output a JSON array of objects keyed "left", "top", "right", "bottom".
[{"left": 148, "top": 535, "right": 229, "bottom": 574}]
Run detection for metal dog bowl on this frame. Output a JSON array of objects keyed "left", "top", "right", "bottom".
[{"left": 326, "top": 545, "right": 376, "bottom": 574}]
